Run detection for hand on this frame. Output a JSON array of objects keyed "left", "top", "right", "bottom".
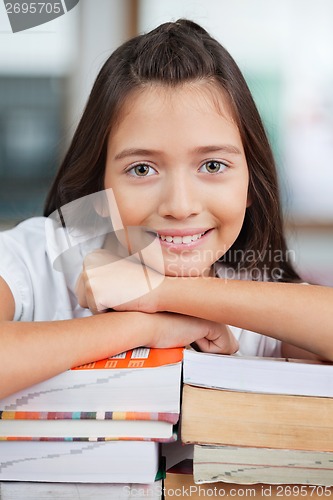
[
  {"left": 149, "top": 312, "right": 239, "bottom": 355},
  {"left": 76, "top": 248, "right": 164, "bottom": 314}
]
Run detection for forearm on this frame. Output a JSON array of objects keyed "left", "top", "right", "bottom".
[
  {"left": 160, "top": 278, "right": 333, "bottom": 360},
  {"left": 0, "top": 312, "right": 151, "bottom": 399}
]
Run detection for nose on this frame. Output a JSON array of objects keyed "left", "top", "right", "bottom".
[{"left": 158, "top": 171, "right": 202, "bottom": 220}]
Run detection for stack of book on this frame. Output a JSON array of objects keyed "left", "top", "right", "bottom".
[
  {"left": 164, "top": 459, "right": 333, "bottom": 499},
  {"left": 181, "top": 349, "right": 333, "bottom": 487},
  {"left": 0, "top": 347, "right": 183, "bottom": 489}
]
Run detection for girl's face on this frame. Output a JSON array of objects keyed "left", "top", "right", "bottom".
[{"left": 104, "top": 83, "right": 250, "bottom": 277}]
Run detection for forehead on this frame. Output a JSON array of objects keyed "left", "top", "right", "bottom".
[{"left": 114, "top": 81, "right": 237, "bottom": 128}]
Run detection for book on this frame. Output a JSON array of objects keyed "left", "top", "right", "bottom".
[
  {"left": 0, "top": 347, "right": 182, "bottom": 484},
  {"left": 163, "top": 460, "right": 333, "bottom": 499},
  {"left": 0, "top": 480, "right": 163, "bottom": 499},
  {"left": 181, "top": 351, "right": 333, "bottom": 486},
  {"left": 0, "top": 440, "right": 159, "bottom": 483},
  {"left": 183, "top": 349, "right": 333, "bottom": 397},
  {"left": 0, "top": 416, "right": 176, "bottom": 441},
  {"left": 0, "top": 347, "right": 183, "bottom": 415},
  {"left": 193, "top": 444, "right": 333, "bottom": 486},
  {"left": 181, "top": 384, "right": 333, "bottom": 451}
]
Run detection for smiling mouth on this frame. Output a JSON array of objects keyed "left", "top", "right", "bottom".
[{"left": 157, "top": 230, "right": 209, "bottom": 244}]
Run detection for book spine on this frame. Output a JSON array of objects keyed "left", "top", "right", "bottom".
[
  {"left": 0, "top": 432, "right": 178, "bottom": 443},
  {"left": 0, "top": 411, "right": 179, "bottom": 424}
]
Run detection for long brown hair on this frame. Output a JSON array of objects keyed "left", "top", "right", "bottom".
[{"left": 44, "top": 19, "right": 300, "bottom": 282}]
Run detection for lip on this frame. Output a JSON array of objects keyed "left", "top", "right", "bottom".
[{"left": 154, "top": 228, "right": 211, "bottom": 237}]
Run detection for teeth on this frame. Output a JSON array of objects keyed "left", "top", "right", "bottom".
[
  {"left": 158, "top": 232, "right": 205, "bottom": 244},
  {"left": 173, "top": 236, "right": 183, "bottom": 244}
]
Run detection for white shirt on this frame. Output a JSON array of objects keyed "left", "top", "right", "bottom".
[
  {"left": 0, "top": 217, "right": 90, "bottom": 322},
  {"left": 0, "top": 217, "right": 281, "bottom": 357}
]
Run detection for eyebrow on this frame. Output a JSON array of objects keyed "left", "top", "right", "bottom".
[
  {"left": 114, "top": 148, "right": 160, "bottom": 160},
  {"left": 193, "top": 145, "right": 242, "bottom": 155},
  {"left": 114, "top": 144, "right": 242, "bottom": 161}
]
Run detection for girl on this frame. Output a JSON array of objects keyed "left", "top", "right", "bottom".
[{"left": 0, "top": 20, "right": 332, "bottom": 400}]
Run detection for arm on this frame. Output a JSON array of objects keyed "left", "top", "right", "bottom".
[
  {"left": 77, "top": 252, "right": 333, "bottom": 361},
  {"left": 158, "top": 277, "right": 333, "bottom": 361},
  {"left": 0, "top": 275, "right": 147, "bottom": 398},
  {"left": 0, "top": 276, "right": 236, "bottom": 399}
]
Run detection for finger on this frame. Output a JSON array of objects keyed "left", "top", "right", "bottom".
[
  {"left": 76, "top": 268, "right": 105, "bottom": 314},
  {"left": 84, "top": 273, "right": 106, "bottom": 314},
  {"left": 195, "top": 324, "right": 239, "bottom": 354}
]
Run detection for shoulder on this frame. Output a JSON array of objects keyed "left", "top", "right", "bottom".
[
  {"left": 0, "top": 217, "right": 47, "bottom": 247},
  {"left": 0, "top": 217, "right": 50, "bottom": 273},
  {"left": 0, "top": 217, "right": 98, "bottom": 321},
  {"left": 1, "top": 216, "right": 46, "bottom": 233},
  {"left": 0, "top": 218, "right": 72, "bottom": 321},
  {"left": 0, "top": 218, "right": 49, "bottom": 320}
]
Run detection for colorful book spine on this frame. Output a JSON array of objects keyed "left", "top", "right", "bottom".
[
  {"left": 0, "top": 411, "right": 179, "bottom": 424},
  {"left": 0, "top": 435, "right": 177, "bottom": 443}
]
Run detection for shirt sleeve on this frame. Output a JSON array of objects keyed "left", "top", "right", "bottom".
[
  {"left": 0, "top": 225, "right": 34, "bottom": 321},
  {"left": 229, "top": 325, "right": 282, "bottom": 358}
]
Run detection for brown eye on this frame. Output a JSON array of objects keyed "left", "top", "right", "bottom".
[
  {"left": 134, "top": 164, "right": 150, "bottom": 176},
  {"left": 200, "top": 161, "right": 228, "bottom": 174},
  {"left": 128, "top": 164, "right": 157, "bottom": 177}
]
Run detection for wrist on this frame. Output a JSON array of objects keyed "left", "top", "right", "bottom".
[
  {"left": 126, "top": 311, "right": 155, "bottom": 347},
  {"left": 156, "top": 276, "right": 176, "bottom": 312},
  {"left": 90, "top": 311, "right": 154, "bottom": 354},
  {"left": 157, "top": 275, "right": 194, "bottom": 314}
]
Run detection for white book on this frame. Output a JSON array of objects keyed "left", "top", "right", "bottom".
[
  {"left": 0, "top": 348, "right": 182, "bottom": 413},
  {"left": 0, "top": 440, "right": 159, "bottom": 483},
  {"left": 183, "top": 349, "right": 333, "bottom": 397},
  {"left": 0, "top": 418, "right": 174, "bottom": 440},
  {"left": 0, "top": 480, "right": 163, "bottom": 499}
]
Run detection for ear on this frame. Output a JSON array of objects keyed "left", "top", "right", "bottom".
[{"left": 93, "top": 194, "right": 110, "bottom": 218}]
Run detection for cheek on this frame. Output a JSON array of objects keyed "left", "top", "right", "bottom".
[
  {"left": 113, "top": 193, "right": 150, "bottom": 227},
  {"left": 115, "top": 199, "right": 137, "bottom": 224},
  {"left": 214, "top": 185, "right": 248, "bottom": 224}
]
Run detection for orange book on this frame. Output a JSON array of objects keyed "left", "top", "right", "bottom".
[
  {"left": 0, "top": 348, "right": 183, "bottom": 426},
  {"left": 73, "top": 346, "right": 182, "bottom": 370}
]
